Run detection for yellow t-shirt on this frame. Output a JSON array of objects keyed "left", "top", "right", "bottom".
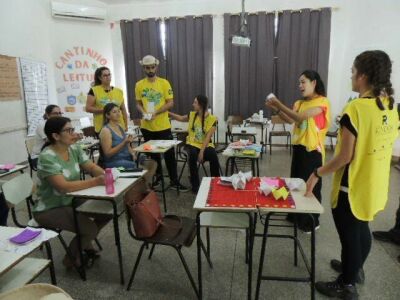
[
  {"left": 135, "top": 77, "right": 173, "bottom": 132},
  {"left": 331, "top": 97, "right": 399, "bottom": 221},
  {"left": 186, "top": 111, "right": 217, "bottom": 149},
  {"left": 91, "top": 86, "right": 125, "bottom": 133},
  {"left": 292, "top": 97, "right": 331, "bottom": 161}
]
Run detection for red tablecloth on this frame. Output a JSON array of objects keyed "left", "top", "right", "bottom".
[{"left": 206, "top": 177, "right": 296, "bottom": 209}]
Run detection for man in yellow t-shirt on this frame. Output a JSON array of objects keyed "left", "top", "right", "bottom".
[{"left": 135, "top": 55, "right": 188, "bottom": 192}]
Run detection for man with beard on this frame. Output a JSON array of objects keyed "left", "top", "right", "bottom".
[{"left": 135, "top": 55, "right": 189, "bottom": 191}]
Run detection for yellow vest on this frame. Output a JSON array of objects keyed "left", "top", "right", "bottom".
[
  {"left": 186, "top": 111, "right": 217, "bottom": 149},
  {"left": 292, "top": 97, "right": 331, "bottom": 161},
  {"left": 135, "top": 77, "right": 173, "bottom": 132},
  {"left": 91, "top": 86, "right": 125, "bottom": 132},
  {"left": 331, "top": 97, "right": 399, "bottom": 221}
]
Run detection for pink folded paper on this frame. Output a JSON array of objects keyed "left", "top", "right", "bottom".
[
  {"left": 262, "top": 177, "right": 280, "bottom": 187},
  {"left": 0, "top": 163, "right": 16, "bottom": 170}
]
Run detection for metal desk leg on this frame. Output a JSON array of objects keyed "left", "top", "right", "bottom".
[
  {"left": 310, "top": 214, "right": 316, "bottom": 300},
  {"left": 159, "top": 153, "right": 167, "bottom": 212},
  {"left": 44, "top": 241, "right": 57, "bottom": 285},
  {"left": 255, "top": 213, "right": 271, "bottom": 299},
  {"left": 110, "top": 199, "right": 124, "bottom": 285},
  {"left": 196, "top": 212, "right": 202, "bottom": 300},
  {"left": 256, "top": 158, "right": 260, "bottom": 177},
  {"left": 247, "top": 212, "right": 256, "bottom": 300},
  {"left": 72, "top": 198, "right": 86, "bottom": 281}
]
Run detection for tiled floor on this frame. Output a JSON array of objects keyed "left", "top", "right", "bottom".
[{"left": 7, "top": 149, "right": 400, "bottom": 299}]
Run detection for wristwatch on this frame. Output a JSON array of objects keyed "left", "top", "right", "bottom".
[{"left": 313, "top": 168, "right": 321, "bottom": 179}]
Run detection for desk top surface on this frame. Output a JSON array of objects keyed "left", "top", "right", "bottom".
[
  {"left": 133, "top": 140, "right": 181, "bottom": 153},
  {"left": 193, "top": 177, "right": 324, "bottom": 214},
  {"left": 67, "top": 177, "right": 140, "bottom": 199},
  {"left": 231, "top": 127, "right": 257, "bottom": 135},
  {"left": 0, "top": 165, "right": 28, "bottom": 179}
]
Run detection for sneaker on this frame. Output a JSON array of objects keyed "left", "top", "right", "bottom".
[
  {"left": 330, "top": 259, "right": 365, "bottom": 284},
  {"left": 316, "top": 277, "right": 358, "bottom": 299},
  {"left": 372, "top": 230, "right": 400, "bottom": 245},
  {"left": 169, "top": 182, "right": 190, "bottom": 192}
]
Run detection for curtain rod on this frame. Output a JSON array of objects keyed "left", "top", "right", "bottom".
[{"left": 117, "top": 7, "right": 338, "bottom": 23}]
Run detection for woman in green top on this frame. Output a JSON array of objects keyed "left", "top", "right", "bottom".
[
  {"left": 169, "top": 95, "right": 220, "bottom": 193},
  {"left": 33, "top": 117, "right": 111, "bottom": 268}
]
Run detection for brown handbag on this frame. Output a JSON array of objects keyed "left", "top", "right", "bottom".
[{"left": 124, "top": 179, "right": 162, "bottom": 238}]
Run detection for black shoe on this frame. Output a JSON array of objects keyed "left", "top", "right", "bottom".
[
  {"left": 330, "top": 259, "right": 365, "bottom": 284},
  {"left": 169, "top": 182, "right": 190, "bottom": 192},
  {"left": 372, "top": 230, "right": 400, "bottom": 245},
  {"left": 152, "top": 179, "right": 161, "bottom": 188},
  {"left": 299, "top": 219, "right": 320, "bottom": 234},
  {"left": 316, "top": 277, "right": 358, "bottom": 299}
]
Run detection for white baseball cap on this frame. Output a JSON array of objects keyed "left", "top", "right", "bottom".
[{"left": 139, "top": 55, "right": 159, "bottom": 66}]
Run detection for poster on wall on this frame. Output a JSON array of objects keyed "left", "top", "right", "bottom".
[
  {"left": 0, "top": 54, "right": 22, "bottom": 101},
  {"left": 54, "top": 46, "right": 110, "bottom": 119}
]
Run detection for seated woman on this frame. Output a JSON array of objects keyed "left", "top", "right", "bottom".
[
  {"left": 33, "top": 117, "right": 111, "bottom": 268},
  {"left": 169, "top": 95, "right": 220, "bottom": 193},
  {"left": 99, "top": 103, "right": 156, "bottom": 186},
  {"left": 32, "top": 105, "right": 63, "bottom": 158}
]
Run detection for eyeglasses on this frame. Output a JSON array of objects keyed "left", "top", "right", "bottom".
[
  {"left": 61, "top": 127, "right": 75, "bottom": 134},
  {"left": 102, "top": 73, "right": 112, "bottom": 77},
  {"left": 144, "top": 65, "right": 156, "bottom": 70}
]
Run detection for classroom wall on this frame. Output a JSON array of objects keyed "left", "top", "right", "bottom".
[
  {"left": 0, "top": 0, "right": 114, "bottom": 163},
  {"left": 107, "top": 0, "right": 400, "bottom": 154}
]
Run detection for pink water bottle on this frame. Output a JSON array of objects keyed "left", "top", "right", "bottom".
[{"left": 105, "top": 168, "right": 115, "bottom": 195}]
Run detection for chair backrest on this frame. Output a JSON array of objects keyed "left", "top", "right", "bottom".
[
  {"left": 82, "top": 126, "right": 98, "bottom": 138},
  {"left": 226, "top": 115, "right": 244, "bottom": 133},
  {"left": 271, "top": 115, "right": 288, "bottom": 131},
  {"left": 1, "top": 173, "right": 33, "bottom": 206},
  {"left": 25, "top": 137, "right": 36, "bottom": 156}
]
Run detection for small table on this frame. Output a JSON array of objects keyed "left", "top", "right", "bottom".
[
  {"left": 134, "top": 140, "right": 181, "bottom": 211},
  {"left": 0, "top": 226, "right": 57, "bottom": 293},
  {"left": 68, "top": 176, "right": 143, "bottom": 284},
  {"left": 246, "top": 118, "right": 270, "bottom": 153},
  {"left": 231, "top": 126, "right": 257, "bottom": 143},
  {"left": 222, "top": 148, "right": 261, "bottom": 176}
]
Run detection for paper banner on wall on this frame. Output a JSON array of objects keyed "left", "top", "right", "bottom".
[
  {"left": 53, "top": 46, "right": 109, "bottom": 119},
  {"left": 0, "top": 55, "right": 22, "bottom": 101}
]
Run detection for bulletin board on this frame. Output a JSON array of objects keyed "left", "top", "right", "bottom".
[{"left": 19, "top": 58, "right": 49, "bottom": 136}]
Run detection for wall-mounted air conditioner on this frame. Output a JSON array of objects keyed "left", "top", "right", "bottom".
[{"left": 51, "top": 1, "right": 107, "bottom": 22}]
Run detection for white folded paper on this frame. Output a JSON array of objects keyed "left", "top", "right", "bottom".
[
  {"left": 219, "top": 171, "right": 252, "bottom": 190},
  {"left": 143, "top": 113, "right": 152, "bottom": 120},
  {"left": 111, "top": 168, "right": 120, "bottom": 181},
  {"left": 267, "top": 93, "right": 276, "bottom": 100},
  {"left": 285, "top": 178, "right": 304, "bottom": 191},
  {"left": 258, "top": 181, "right": 274, "bottom": 196}
]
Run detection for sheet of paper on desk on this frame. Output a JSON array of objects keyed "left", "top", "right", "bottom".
[
  {"left": 119, "top": 171, "right": 146, "bottom": 178},
  {"left": 153, "top": 140, "right": 180, "bottom": 148},
  {"left": 262, "top": 178, "right": 280, "bottom": 187},
  {"left": 285, "top": 178, "right": 304, "bottom": 191}
]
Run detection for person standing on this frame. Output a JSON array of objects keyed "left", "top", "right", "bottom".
[
  {"left": 265, "top": 70, "right": 331, "bottom": 233},
  {"left": 135, "top": 55, "right": 188, "bottom": 191},
  {"left": 305, "top": 50, "right": 399, "bottom": 299},
  {"left": 86, "top": 67, "right": 128, "bottom": 134}
]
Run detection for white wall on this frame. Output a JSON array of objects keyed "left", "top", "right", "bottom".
[
  {"left": 0, "top": 0, "right": 114, "bottom": 163},
  {"left": 107, "top": 0, "right": 400, "bottom": 152}
]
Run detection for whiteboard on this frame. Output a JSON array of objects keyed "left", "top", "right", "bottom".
[{"left": 19, "top": 58, "right": 49, "bottom": 136}]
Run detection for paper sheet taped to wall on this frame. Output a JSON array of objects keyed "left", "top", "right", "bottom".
[{"left": 0, "top": 55, "right": 21, "bottom": 101}]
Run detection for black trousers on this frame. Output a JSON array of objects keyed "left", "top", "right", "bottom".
[
  {"left": 332, "top": 191, "right": 371, "bottom": 285},
  {"left": 393, "top": 197, "right": 400, "bottom": 232},
  {"left": 141, "top": 128, "right": 178, "bottom": 184},
  {"left": 0, "top": 192, "right": 9, "bottom": 226},
  {"left": 290, "top": 144, "right": 322, "bottom": 227},
  {"left": 186, "top": 144, "right": 221, "bottom": 191}
]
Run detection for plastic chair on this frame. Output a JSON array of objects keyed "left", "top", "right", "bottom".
[
  {"left": 268, "top": 115, "right": 292, "bottom": 155},
  {"left": 226, "top": 115, "right": 244, "bottom": 143},
  {"left": 326, "top": 128, "right": 338, "bottom": 150},
  {"left": 0, "top": 283, "right": 72, "bottom": 300},
  {"left": 124, "top": 181, "right": 211, "bottom": 297},
  {"left": 25, "top": 137, "right": 38, "bottom": 177}
]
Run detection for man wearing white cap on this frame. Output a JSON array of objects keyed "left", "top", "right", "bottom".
[{"left": 135, "top": 55, "right": 189, "bottom": 192}]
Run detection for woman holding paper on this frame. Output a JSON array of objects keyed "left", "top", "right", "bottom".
[
  {"left": 305, "top": 50, "right": 399, "bottom": 299},
  {"left": 265, "top": 70, "right": 331, "bottom": 233},
  {"left": 169, "top": 95, "right": 220, "bottom": 193},
  {"left": 33, "top": 116, "right": 111, "bottom": 268},
  {"left": 99, "top": 103, "right": 156, "bottom": 185}
]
